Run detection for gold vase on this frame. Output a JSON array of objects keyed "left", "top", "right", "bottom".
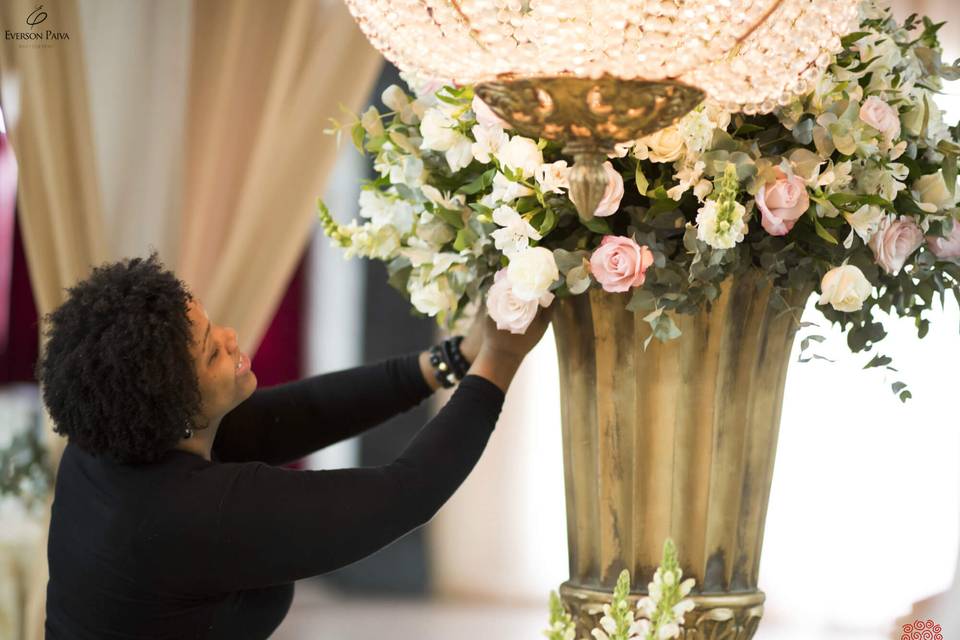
[{"left": 551, "top": 268, "right": 813, "bottom": 639}]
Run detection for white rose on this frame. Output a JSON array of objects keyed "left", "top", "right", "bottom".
[
  {"left": 496, "top": 135, "right": 543, "bottom": 179},
  {"left": 485, "top": 268, "right": 552, "bottom": 334},
  {"left": 639, "top": 125, "right": 685, "bottom": 163},
  {"left": 817, "top": 264, "right": 872, "bottom": 312},
  {"left": 419, "top": 107, "right": 461, "bottom": 151},
  {"left": 506, "top": 246, "right": 559, "bottom": 301},
  {"left": 409, "top": 277, "right": 458, "bottom": 316},
  {"left": 858, "top": 96, "right": 900, "bottom": 141},
  {"left": 913, "top": 171, "right": 957, "bottom": 212}
]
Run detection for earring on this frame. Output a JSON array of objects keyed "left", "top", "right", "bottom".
[{"left": 183, "top": 422, "right": 194, "bottom": 439}]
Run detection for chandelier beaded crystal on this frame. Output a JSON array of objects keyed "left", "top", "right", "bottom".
[{"left": 344, "top": 0, "right": 861, "bottom": 219}]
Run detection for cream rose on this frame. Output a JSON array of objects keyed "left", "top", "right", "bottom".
[
  {"left": 496, "top": 135, "right": 543, "bottom": 179},
  {"left": 506, "top": 246, "right": 560, "bottom": 301},
  {"left": 817, "top": 264, "right": 872, "bottom": 312},
  {"left": 485, "top": 268, "right": 553, "bottom": 334},
  {"left": 409, "top": 277, "right": 458, "bottom": 316},
  {"left": 641, "top": 126, "right": 685, "bottom": 162},
  {"left": 589, "top": 235, "right": 655, "bottom": 293},
  {"left": 419, "top": 107, "right": 460, "bottom": 151},
  {"left": 913, "top": 171, "right": 957, "bottom": 212},
  {"left": 858, "top": 96, "right": 901, "bottom": 141},
  {"left": 926, "top": 218, "right": 960, "bottom": 259},
  {"left": 867, "top": 214, "right": 924, "bottom": 276},
  {"left": 756, "top": 168, "right": 810, "bottom": 236}
]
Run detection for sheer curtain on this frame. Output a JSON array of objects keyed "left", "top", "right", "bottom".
[{"left": 0, "top": 1, "right": 382, "bottom": 637}]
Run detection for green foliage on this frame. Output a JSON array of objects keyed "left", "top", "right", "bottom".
[
  {"left": 1, "top": 426, "right": 53, "bottom": 514},
  {"left": 543, "top": 591, "right": 576, "bottom": 640}
]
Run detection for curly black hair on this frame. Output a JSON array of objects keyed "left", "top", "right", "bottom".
[{"left": 35, "top": 252, "right": 203, "bottom": 465}]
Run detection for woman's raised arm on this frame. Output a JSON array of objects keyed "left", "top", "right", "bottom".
[
  {"left": 211, "top": 351, "right": 434, "bottom": 465},
  {"left": 206, "top": 373, "right": 506, "bottom": 592}
]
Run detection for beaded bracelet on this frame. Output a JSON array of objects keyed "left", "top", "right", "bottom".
[
  {"left": 442, "top": 335, "right": 470, "bottom": 379},
  {"left": 428, "top": 335, "right": 471, "bottom": 388}
]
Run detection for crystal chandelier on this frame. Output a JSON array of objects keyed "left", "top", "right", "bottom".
[{"left": 344, "top": 0, "right": 860, "bottom": 220}]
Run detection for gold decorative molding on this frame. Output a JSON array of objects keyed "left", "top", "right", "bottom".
[
  {"left": 561, "top": 582, "right": 765, "bottom": 640},
  {"left": 474, "top": 76, "right": 704, "bottom": 147},
  {"left": 474, "top": 76, "right": 704, "bottom": 220}
]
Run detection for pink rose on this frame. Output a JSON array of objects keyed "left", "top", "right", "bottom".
[
  {"left": 471, "top": 95, "right": 509, "bottom": 130},
  {"left": 925, "top": 219, "right": 960, "bottom": 259},
  {"left": 589, "top": 235, "right": 654, "bottom": 293},
  {"left": 485, "top": 268, "right": 553, "bottom": 334},
  {"left": 757, "top": 167, "right": 810, "bottom": 236},
  {"left": 859, "top": 96, "right": 901, "bottom": 141},
  {"left": 571, "top": 161, "right": 624, "bottom": 218},
  {"left": 868, "top": 214, "right": 924, "bottom": 275}
]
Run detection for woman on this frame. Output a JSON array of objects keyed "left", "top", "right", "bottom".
[{"left": 37, "top": 253, "right": 550, "bottom": 639}]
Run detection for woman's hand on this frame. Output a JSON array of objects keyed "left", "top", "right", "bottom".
[
  {"left": 458, "top": 305, "right": 486, "bottom": 365},
  {"left": 465, "top": 305, "right": 554, "bottom": 393},
  {"left": 482, "top": 304, "right": 553, "bottom": 361}
]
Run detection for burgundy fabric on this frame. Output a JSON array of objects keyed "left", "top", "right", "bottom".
[
  {"left": 0, "top": 133, "right": 18, "bottom": 355},
  {"left": 250, "top": 249, "right": 306, "bottom": 468},
  {"left": 0, "top": 213, "right": 39, "bottom": 385},
  {"left": 250, "top": 251, "right": 305, "bottom": 389}
]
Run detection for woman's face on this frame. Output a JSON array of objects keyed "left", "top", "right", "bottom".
[{"left": 187, "top": 298, "right": 257, "bottom": 423}]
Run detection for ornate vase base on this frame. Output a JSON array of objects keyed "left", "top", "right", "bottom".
[{"left": 560, "top": 582, "right": 765, "bottom": 640}]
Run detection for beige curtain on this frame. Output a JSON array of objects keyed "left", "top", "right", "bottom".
[
  {"left": 0, "top": 1, "right": 382, "bottom": 637},
  {"left": 178, "top": 0, "right": 382, "bottom": 352},
  {"left": 0, "top": 3, "right": 108, "bottom": 636}
]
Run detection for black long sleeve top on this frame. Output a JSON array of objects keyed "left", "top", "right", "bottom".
[{"left": 44, "top": 352, "right": 505, "bottom": 639}]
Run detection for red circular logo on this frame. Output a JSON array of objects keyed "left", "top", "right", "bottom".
[{"left": 901, "top": 619, "right": 943, "bottom": 640}]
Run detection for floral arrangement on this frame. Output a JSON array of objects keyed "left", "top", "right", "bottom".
[
  {"left": 319, "top": 0, "right": 960, "bottom": 401},
  {"left": 543, "top": 538, "right": 695, "bottom": 640},
  {"left": 0, "top": 424, "right": 54, "bottom": 516}
]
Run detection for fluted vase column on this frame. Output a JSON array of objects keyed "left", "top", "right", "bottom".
[{"left": 551, "top": 268, "right": 813, "bottom": 639}]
